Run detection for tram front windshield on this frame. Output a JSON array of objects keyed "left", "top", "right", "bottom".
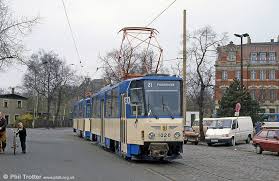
[{"left": 130, "top": 80, "right": 181, "bottom": 117}]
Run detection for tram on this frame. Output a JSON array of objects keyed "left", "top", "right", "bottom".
[{"left": 73, "top": 74, "right": 183, "bottom": 160}]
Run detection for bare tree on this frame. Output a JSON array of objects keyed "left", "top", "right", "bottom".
[
  {"left": 23, "top": 50, "right": 75, "bottom": 122},
  {"left": 187, "top": 26, "right": 227, "bottom": 140},
  {"left": 0, "top": 0, "right": 39, "bottom": 70}
]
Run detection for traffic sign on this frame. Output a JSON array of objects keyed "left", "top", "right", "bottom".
[{"left": 235, "top": 103, "right": 241, "bottom": 112}]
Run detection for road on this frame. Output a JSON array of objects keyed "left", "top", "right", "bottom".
[{"left": 0, "top": 128, "right": 278, "bottom": 181}]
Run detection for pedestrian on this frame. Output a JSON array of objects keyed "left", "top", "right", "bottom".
[
  {"left": 16, "top": 122, "right": 27, "bottom": 154},
  {"left": 255, "top": 122, "right": 261, "bottom": 134},
  {"left": 0, "top": 112, "right": 7, "bottom": 153}
]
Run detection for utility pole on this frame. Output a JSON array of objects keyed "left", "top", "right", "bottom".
[
  {"left": 234, "top": 33, "right": 249, "bottom": 89},
  {"left": 240, "top": 36, "right": 243, "bottom": 88},
  {"left": 183, "top": 10, "right": 187, "bottom": 125}
]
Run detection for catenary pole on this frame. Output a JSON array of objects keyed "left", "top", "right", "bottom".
[{"left": 183, "top": 10, "right": 187, "bottom": 125}]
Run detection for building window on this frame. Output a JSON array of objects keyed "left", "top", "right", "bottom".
[
  {"left": 269, "top": 108, "right": 276, "bottom": 113},
  {"left": 4, "top": 115, "right": 9, "bottom": 123},
  {"left": 228, "top": 52, "right": 236, "bottom": 61},
  {"left": 3, "top": 100, "right": 8, "bottom": 108},
  {"left": 270, "top": 89, "right": 277, "bottom": 101},
  {"left": 15, "top": 115, "right": 19, "bottom": 121},
  {"left": 235, "top": 70, "right": 241, "bottom": 80},
  {"left": 259, "top": 88, "right": 266, "bottom": 102},
  {"left": 250, "top": 90, "right": 256, "bottom": 100},
  {"left": 259, "top": 52, "right": 267, "bottom": 62},
  {"left": 250, "top": 52, "right": 257, "bottom": 62},
  {"left": 17, "top": 101, "right": 22, "bottom": 108},
  {"left": 269, "top": 52, "right": 276, "bottom": 61},
  {"left": 222, "top": 71, "right": 228, "bottom": 80},
  {"left": 250, "top": 70, "right": 256, "bottom": 80},
  {"left": 259, "top": 70, "right": 266, "bottom": 80},
  {"left": 269, "top": 70, "right": 276, "bottom": 80}
]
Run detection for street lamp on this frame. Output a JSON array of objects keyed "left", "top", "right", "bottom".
[{"left": 234, "top": 33, "right": 249, "bottom": 89}]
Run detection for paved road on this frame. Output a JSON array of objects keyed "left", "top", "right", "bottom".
[{"left": 0, "top": 128, "right": 278, "bottom": 181}]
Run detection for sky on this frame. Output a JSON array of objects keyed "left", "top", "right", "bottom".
[{"left": 0, "top": 0, "right": 279, "bottom": 90}]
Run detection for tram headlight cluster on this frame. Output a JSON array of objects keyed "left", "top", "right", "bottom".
[
  {"left": 148, "top": 132, "right": 155, "bottom": 139},
  {"left": 174, "top": 131, "right": 181, "bottom": 139}
]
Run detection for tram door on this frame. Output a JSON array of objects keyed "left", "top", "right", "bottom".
[
  {"left": 120, "top": 94, "right": 127, "bottom": 153},
  {"left": 101, "top": 100, "right": 105, "bottom": 144}
]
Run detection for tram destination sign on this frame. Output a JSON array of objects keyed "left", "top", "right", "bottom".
[{"left": 144, "top": 80, "right": 180, "bottom": 91}]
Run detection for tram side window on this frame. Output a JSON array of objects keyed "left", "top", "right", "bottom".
[
  {"left": 86, "top": 100, "right": 92, "bottom": 118},
  {"left": 130, "top": 87, "right": 145, "bottom": 116},
  {"left": 79, "top": 102, "right": 83, "bottom": 118},
  {"left": 111, "top": 88, "right": 119, "bottom": 118},
  {"left": 92, "top": 98, "right": 99, "bottom": 118},
  {"left": 105, "top": 91, "right": 112, "bottom": 118},
  {"left": 92, "top": 98, "right": 95, "bottom": 117}
]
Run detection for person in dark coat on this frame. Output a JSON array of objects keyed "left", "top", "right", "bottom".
[
  {"left": 0, "top": 112, "right": 7, "bottom": 153},
  {"left": 16, "top": 122, "right": 27, "bottom": 153},
  {"left": 255, "top": 122, "right": 261, "bottom": 134}
]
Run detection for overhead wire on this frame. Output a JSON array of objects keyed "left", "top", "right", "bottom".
[
  {"left": 144, "top": 0, "right": 178, "bottom": 65},
  {"left": 61, "top": 0, "right": 84, "bottom": 69},
  {"left": 61, "top": 0, "right": 178, "bottom": 75},
  {"left": 145, "top": 0, "right": 177, "bottom": 27}
]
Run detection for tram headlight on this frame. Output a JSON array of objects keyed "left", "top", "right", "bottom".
[
  {"left": 174, "top": 131, "right": 181, "bottom": 139},
  {"left": 148, "top": 132, "right": 155, "bottom": 139}
]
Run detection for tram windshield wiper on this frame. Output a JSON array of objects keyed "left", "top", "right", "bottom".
[
  {"left": 162, "top": 96, "right": 174, "bottom": 119},
  {"left": 163, "top": 104, "right": 174, "bottom": 119},
  {"left": 148, "top": 104, "right": 159, "bottom": 119},
  {"left": 147, "top": 97, "right": 158, "bottom": 119}
]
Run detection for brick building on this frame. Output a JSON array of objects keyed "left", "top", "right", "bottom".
[{"left": 215, "top": 36, "right": 279, "bottom": 113}]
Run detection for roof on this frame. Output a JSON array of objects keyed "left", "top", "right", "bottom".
[
  {"left": 244, "top": 42, "right": 279, "bottom": 46},
  {"left": 220, "top": 42, "right": 279, "bottom": 49},
  {"left": 0, "top": 94, "right": 28, "bottom": 100}
]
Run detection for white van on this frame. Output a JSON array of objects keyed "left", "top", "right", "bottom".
[
  {"left": 192, "top": 118, "right": 215, "bottom": 135},
  {"left": 205, "top": 117, "right": 253, "bottom": 146}
]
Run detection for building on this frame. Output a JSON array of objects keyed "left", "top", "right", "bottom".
[
  {"left": 215, "top": 36, "right": 279, "bottom": 113},
  {"left": 185, "top": 111, "right": 199, "bottom": 126},
  {"left": 0, "top": 88, "right": 28, "bottom": 125}
]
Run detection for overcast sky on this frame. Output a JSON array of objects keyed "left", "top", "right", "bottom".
[{"left": 0, "top": 0, "right": 278, "bottom": 90}]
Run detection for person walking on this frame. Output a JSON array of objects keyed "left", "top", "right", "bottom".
[
  {"left": 0, "top": 112, "right": 8, "bottom": 153},
  {"left": 16, "top": 122, "right": 27, "bottom": 154},
  {"left": 255, "top": 122, "right": 261, "bottom": 134}
]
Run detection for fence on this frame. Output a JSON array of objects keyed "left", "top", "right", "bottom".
[{"left": 9, "top": 119, "right": 73, "bottom": 128}]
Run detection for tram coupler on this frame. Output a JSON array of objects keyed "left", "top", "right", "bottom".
[{"left": 148, "top": 143, "right": 169, "bottom": 159}]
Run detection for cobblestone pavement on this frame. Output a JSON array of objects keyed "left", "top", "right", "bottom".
[{"left": 0, "top": 128, "right": 278, "bottom": 181}]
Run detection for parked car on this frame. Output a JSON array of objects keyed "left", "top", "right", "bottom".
[
  {"left": 183, "top": 126, "right": 199, "bottom": 145},
  {"left": 252, "top": 129, "right": 279, "bottom": 155},
  {"left": 205, "top": 117, "right": 253, "bottom": 146}
]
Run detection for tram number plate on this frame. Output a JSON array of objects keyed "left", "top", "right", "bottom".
[{"left": 159, "top": 133, "right": 171, "bottom": 137}]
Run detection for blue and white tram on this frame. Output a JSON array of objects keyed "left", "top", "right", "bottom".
[
  {"left": 73, "top": 98, "right": 92, "bottom": 139},
  {"left": 73, "top": 74, "right": 184, "bottom": 160}
]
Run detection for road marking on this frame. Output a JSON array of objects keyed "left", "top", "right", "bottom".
[{"left": 145, "top": 168, "right": 175, "bottom": 181}]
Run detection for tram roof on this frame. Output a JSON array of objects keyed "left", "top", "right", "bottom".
[
  {"left": 76, "top": 74, "right": 182, "bottom": 102},
  {"left": 97, "top": 75, "right": 181, "bottom": 94}
]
